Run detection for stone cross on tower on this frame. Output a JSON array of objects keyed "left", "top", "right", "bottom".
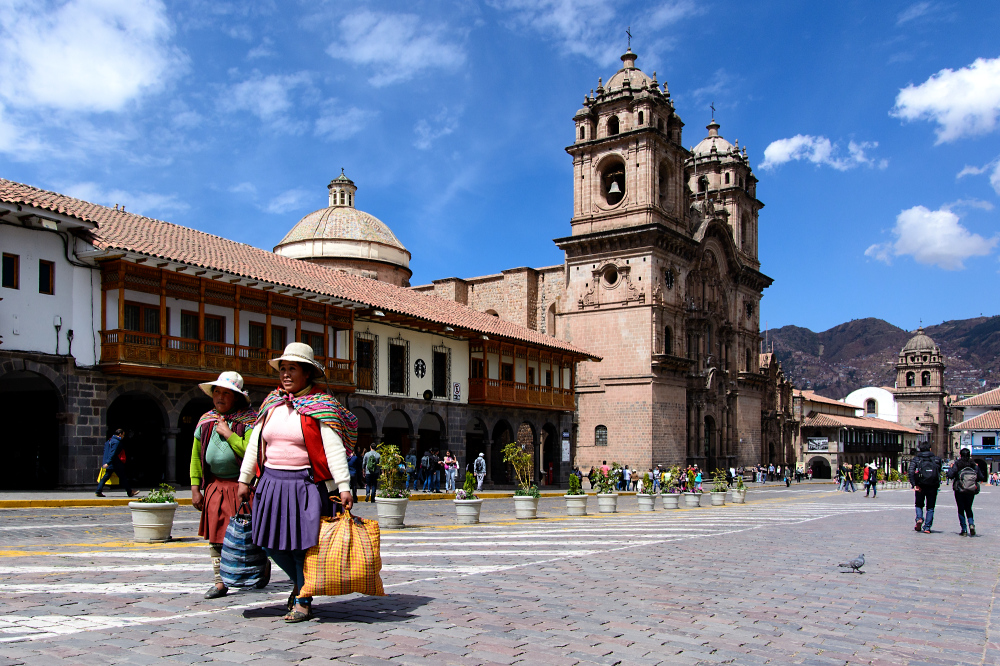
[{"left": 626, "top": 27, "right": 631, "bottom": 49}]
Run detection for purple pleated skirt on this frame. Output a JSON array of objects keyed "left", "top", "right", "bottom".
[{"left": 251, "top": 467, "right": 322, "bottom": 551}]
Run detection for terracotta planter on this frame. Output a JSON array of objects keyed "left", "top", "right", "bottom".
[
  {"left": 710, "top": 491, "right": 727, "bottom": 506},
  {"left": 375, "top": 497, "right": 409, "bottom": 529},
  {"left": 454, "top": 498, "right": 484, "bottom": 524},
  {"left": 661, "top": 494, "right": 680, "bottom": 509},
  {"left": 513, "top": 495, "right": 539, "bottom": 519},
  {"left": 682, "top": 492, "right": 701, "bottom": 508},
  {"left": 564, "top": 494, "right": 588, "bottom": 516},
  {"left": 128, "top": 501, "right": 177, "bottom": 543},
  {"left": 636, "top": 494, "right": 656, "bottom": 512},
  {"left": 596, "top": 493, "right": 619, "bottom": 513}
]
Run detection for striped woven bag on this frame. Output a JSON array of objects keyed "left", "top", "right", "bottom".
[
  {"left": 300, "top": 510, "right": 385, "bottom": 597},
  {"left": 220, "top": 503, "right": 269, "bottom": 588}
]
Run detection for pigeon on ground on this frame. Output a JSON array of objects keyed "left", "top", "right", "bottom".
[{"left": 838, "top": 553, "right": 865, "bottom": 574}]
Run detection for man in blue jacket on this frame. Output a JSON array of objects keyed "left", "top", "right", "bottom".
[{"left": 95, "top": 429, "right": 137, "bottom": 497}]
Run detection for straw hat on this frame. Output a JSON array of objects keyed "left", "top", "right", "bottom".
[
  {"left": 268, "top": 342, "right": 326, "bottom": 376},
  {"left": 199, "top": 371, "right": 251, "bottom": 404}
]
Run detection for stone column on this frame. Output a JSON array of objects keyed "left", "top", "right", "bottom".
[{"left": 165, "top": 428, "right": 180, "bottom": 485}]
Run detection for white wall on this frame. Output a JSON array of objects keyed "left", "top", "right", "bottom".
[
  {"left": 0, "top": 224, "right": 101, "bottom": 366},
  {"left": 844, "top": 386, "right": 898, "bottom": 422}
]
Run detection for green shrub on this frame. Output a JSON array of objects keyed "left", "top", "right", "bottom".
[
  {"left": 138, "top": 483, "right": 175, "bottom": 504},
  {"left": 567, "top": 472, "right": 585, "bottom": 496}
]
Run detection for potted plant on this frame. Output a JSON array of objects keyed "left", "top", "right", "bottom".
[
  {"left": 682, "top": 468, "right": 701, "bottom": 507},
  {"left": 374, "top": 443, "right": 410, "bottom": 529},
  {"left": 593, "top": 462, "right": 621, "bottom": 513},
  {"left": 661, "top": 465, "right": 681, "bottom": 509},
  {"left": 564, "top": 472, "right": 588, "bottom": 516},
  {"left": 454, "top": 472, "right": 484, "bottom": 524},
  {"left": 636, "top": 472, "right": 656, "bottom": 511},
  {"left": 503, "top": 441, "right": 540, "bottom": 519},
  {"left": 129, "top": 483, "right": 178, "bottom": 543},
  {"left": 710, "top": 469, "right": 728, "bottom": 506},
  {"left": 730, "top": 472, "right": 747, "bottom": 503}
]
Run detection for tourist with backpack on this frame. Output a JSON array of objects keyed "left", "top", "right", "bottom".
[
  {"left": 908, "top": 441, "right": 943, "bottom": 533},
  {"left": 864, "top": 464, "right": 878, "bottom": 498},
  {"left": 420, "top": 451, "right": 433, "bottom": 492},
  {"left": 947, "top": 448, "right": 985, "bottom": 536},
  {"left": 362, "top": 442, "right": 380, "bottom": 502},
  {"left": 474, "top": 453, "right": 487, "bottom": 490}
]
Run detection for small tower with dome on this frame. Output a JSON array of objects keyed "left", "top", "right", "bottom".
[
  {"left": 893, "top": 327, "right": 949, "bottom": 458},
  {"left": 274, "top": 172, "right": 412, "bottom": 287}
]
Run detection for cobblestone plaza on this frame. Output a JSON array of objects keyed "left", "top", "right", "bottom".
[{"left": 0, "top": 485, "right": 996, "bottom": 665}]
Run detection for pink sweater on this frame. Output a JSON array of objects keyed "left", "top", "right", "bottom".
[{"left": 261, "top": 403, "right": 310, "bottom": 470}]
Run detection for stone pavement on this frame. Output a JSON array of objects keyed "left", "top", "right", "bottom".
[{"left": 0, "top": 484, "right": 996, "bottom": 665}]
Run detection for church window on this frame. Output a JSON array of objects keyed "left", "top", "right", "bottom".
[
  {"left": 595, "top": 425, "right": 608, "bottom": 447},
  {"left": 603, "top": 265, "right": 619, "bottom": 286},
  {"left": 866, "top": 399, "right": 877, "bottom": 416},
  {"left": 922, "top": 371, "right": 931, "bottom": 386},
  {"left": 745, "top": 348, "right": 752, "bottom": 372},
  {"left": 339, "top": 190, "right": 345, "bottom": 205},
  {"left": 601, "top": 159, "right": 626, "bottom": 205},
  {"left": 657, "top": 118, "right": 664, "bottom": 131},
  {"left": 348, "top": 194, "right": 353, "bottom": 206},
  {"left": 579, "top": 126, "right": 584, "bottom": 139},
  {"left": 607, "top": 116, "right": 620, "bottom": 136},
  {"left": 698, "top": 176, "right": 708, "bottom": 193},
  {"left": 906, "top": 372, "right": 915, "bottom": 387},
  {"left": 725, "top": 173, "right": 730, "bottom": 184},
  {"left": 664, "top": 268, "right": 674, "bottom": 290},
  {"left": 741, "top": 216, "right": 750, "bottom": 250},
  {"left": 745, "top": 301, "right": 754, "bottom": 318},
  {"left": 664, "top": 326, "right": 672, "bottom": 355},
  {"left": 638, "top": 111, "right": 644, "bottom": 125}
]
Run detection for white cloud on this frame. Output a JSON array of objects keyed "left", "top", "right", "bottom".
[
  {"left": 229, "top": 182, "right": 257, "bottom": 196},
  {"left": 0, "top": 0, "right": 185, "bottom": 113},
  {"left": 264, "top": 188, "right": 311, "bottom": 214},
  {"left": 760, "top": 135, "right": 883, "bottom": 171},
  {"left": 326, "top": 11, "right": 463, "bottom": 87},
  {"left": 865, "top": 205, "right": 997, "bottom": 270},
  {"left": 62, "top": 181, "right": 188, "bottom": 217},
  {"left": 957, "top": 158, "right": 1000, "bottom": 195},
  {"left": 315, "top": 103, "right": 368, "bottom": 140},
  {"left": 896, "top": 2, "right": 934, "bottom": 25},
  {"left": 413, "top": 108, "right": 461, "bottom": 150},
  {"left": 892, "top": 57, "right": 1000, "bottom": 143},
  {"left": 219, "top": 71, "right": 311, "bottom": 131},
  {"left": 247, "top": 38, "right": 275, "bottom": 60}
]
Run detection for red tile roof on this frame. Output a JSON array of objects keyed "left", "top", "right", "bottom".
[
  {"left": 951, "top": 410, "right": 1000, "bottom": 431},
  {"left": 0, "top": 178, "right": 598, "bottom": 360},
  {"left": 801, "top": 413, "right": 922, "bottom": 434},
  {"left": 795, "top": 390, "right": 858, "bottom": 411},
  {"left": 953, "top": 387, "right": 1000, "bottom": 407}
]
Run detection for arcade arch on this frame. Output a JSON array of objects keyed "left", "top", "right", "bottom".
[{"left": 0, "top": 370, "right": 61, "bottom": 489}]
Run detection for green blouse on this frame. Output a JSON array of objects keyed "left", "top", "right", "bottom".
[{"left": 190, "top": 425, "right": 253, "bottom": 485}]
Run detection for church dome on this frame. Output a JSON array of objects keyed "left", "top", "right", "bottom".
[
  {"left": 274, "top": 172, "right": 412, "bottom": 287},
  {"left": 605, "top": 49, "right": 656, "bottom": 92},
  {"left": 902, "top": 327, "right": 936, "bottom": 352},
  {"left": 692, "top": 119, "right": 734, "bottom": 157}
]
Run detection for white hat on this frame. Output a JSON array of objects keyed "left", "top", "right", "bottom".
[
  {"left": 199, "top": 371, "right": 251, "bottom": 403},
  {"left": 478, "top": 453, "right": 484, "bottom": 457},
  {"left": 268, "top": 342, "right": 325, "bottom": 376}
]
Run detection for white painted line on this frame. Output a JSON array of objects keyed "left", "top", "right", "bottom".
[
  {"left": 0, "top": 520, "right": 200, "bottom": 532},
  {"left": 39, "top": 552, "right": 205, "bottom": 560},
  {"left": 381, "top": 549, "right": 599, "bottom": 558},
  {"left": 0, "top": 564, "right": 208, "bottom": 574},
  {"left": 0, "top": 583, "right": 208, "bottom": 595}
]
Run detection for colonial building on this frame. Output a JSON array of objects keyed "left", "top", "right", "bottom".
[
  {"left": 0, "top": 179, "right": 594, "bottom": 489},
  {"left": 414, "top": 49, "right": 774, "bottom": 472},
  {"left": 760, "top": 352, "right": 797, "bottom": 469},
  {"left": 951, "top": 387, "right": 1000, "bottom": 474},
  {"left": 892, "top": 328, "right": 950, "bottom": 459}
]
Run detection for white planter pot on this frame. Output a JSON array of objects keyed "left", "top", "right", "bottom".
[
  {"left": 661, "top": 494, "right": 680, "bottom": 509},
  {"left": 375, "top": 497, "right": 409, "bottom": 529},
  {"left": 564, "top": 494, "right": 588, "bottom": 516},
  {"left": 730, "top": 489, "right": 747, "bottom": 504},
  {"left": 454, "top": 498, "right": 484, "bottom": 524},
  {"left": 513, "top": 495, "right": 539, "bottom": 519},
  {"left": 636, "top": 494, "right": 656, "bottom": 512},
  {"left": 596, "top": 493, "right": 619, "bottom": 513},
  {"left": 128, "top": 502, "right": 177, "bottom": 543},
  {"left": 682, "top": 493, "right": 701, "bottom": 508},
  {"left": 710, "top": 491, "right": 727, "bottom": 506}
]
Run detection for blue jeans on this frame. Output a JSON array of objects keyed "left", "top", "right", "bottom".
[
  {"left": 432, "top": 470, "right": 441, "bottom": 492},
  {"left": 915, "top": 486, "right": 938, "bottom": 529},
  {"left": 265, "top": 547, "right": 311, "bottom": 606},
  {"left": 95, "top": 460, "right": 131, "bottom": 494},
  {"left": 422, "top": 472, "right": 432, "bottom": 492}
]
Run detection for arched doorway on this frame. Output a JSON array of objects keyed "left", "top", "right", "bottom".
[
  {"left": 704, "top": 415, "right": 716, "bottom": 472},
  {"left": 382, "top": 410, "right": 412, "bottom": 454},
  {"left": 768, "top": 441, "right": 776, "bottom": 465},
  {"left": 176, "top": 396, "right": 213, "bottom": 486},
  {"left": 466, "top": 418, "right": 488, "bottom": 466},
  {"left": 418, "top": 412, "right": 445, "bottom": 457},
  {"left": 107, "top": 393, "right": 166, "bottom": 487},
  {"left": 516, "top": 423, "right": 536, "bottom": 485},
  {"left": 491, "top": 420, "right": 514, "bottom": 485},
  {"left": 351, "top": 407, "right": 377, "bottom": 453},
  {"left": 808, "top": 457, "right": 832, "bottom": 479},
  {"left": 0, "top": 371, "right": 60, "bottom": 489},
  {"left": 542, "top": 423, "right": 559, "bottom": 487}
]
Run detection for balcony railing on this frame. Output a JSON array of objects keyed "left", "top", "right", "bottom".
[
  {"left": 468, "top": 377, "right": 574, "bottom": 410},
  {"left": 101, "top": 329, "right": 354, "bottom": 386}
]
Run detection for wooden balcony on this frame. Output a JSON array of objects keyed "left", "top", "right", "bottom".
[
  {"left": 100, "top": 330, "right": 355, "bottom": 388},
  {"left": 468, "top": 377, "right": 575, "bottom": 410}
]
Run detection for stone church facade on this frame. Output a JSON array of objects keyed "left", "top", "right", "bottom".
[{"left": 414, "top": 49, "right": 775, "bottom": 472}]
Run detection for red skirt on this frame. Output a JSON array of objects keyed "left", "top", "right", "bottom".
[{"left": 198, "top": 477, "right": 242, "bottom": 544}]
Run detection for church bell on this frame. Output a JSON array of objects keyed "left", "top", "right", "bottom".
[{"left": 608, "top": 181, "right": 621, "bottom": 194}]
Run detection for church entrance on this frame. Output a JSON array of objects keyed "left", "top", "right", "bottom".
[{"left": 704, "top": 415, "right": 717, "bottom": 473}]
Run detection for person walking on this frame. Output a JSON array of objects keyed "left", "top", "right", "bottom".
[
  {"left": 621, "top": 465, "right": 631, "bottom": 491},
  {"left": 347, "top": 451, "right": 360, "bottom": 504},
  {"left": 864, "top": 464, "right": 878, "bottom": 498},
  {"left": 444, "top": 451, "right": 458, "bottom": 492},
  {"left": 420, "top": 450, "right": 433, "bottom": 492},
  {"left": 236, "top": 342, "right": 356, "bottom": 623},
  {"left": 430, "top": 449, "right": 442, "bottom": 493},
  {"left": 947, "top": 448, "right": 986, "bottom": 536},
  {"left": 474, "top": 453, "right": 487, "bottom": 491},
  {"left": 404, "top": 449, "right": 417, "bottom": 491},
  {"left": 362, "top": 442, "right": 380, "bottom": 502},
  {"left": 95, "top": 428, "right": 137, "bottom": 497},
  {"left": 189, "top": 371, "right": 261, "bottom": 599},
  {"left": 695, "top": 468, "right": 703, "bottom": 492},
  {"left": 908, "top": 441, "right": 943, "bottom": 534}
]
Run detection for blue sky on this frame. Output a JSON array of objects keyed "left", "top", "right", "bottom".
[{"left": 1, "top": 0, "right": 999, "bottom": 333}]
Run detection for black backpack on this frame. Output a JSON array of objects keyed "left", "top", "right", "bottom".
[
  {"left": 956, "top": 466, "right": 981, "bottom": 494},
  {"left": 917, "top": 457, "right": 940, "bottom": 485}
]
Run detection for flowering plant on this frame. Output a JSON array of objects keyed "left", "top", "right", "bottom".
[
  {"left": 712, "top": 469, "right": 728, "bottom": 493},
  {"left": 455, "top": 472, "right": 479, "bottom": 500},
  {"left": 376, "top": 443, "right": 411, "bottom": 499},
  {"left": 665, "top": 465, "right": 682, "bottom": 493},
  {"left": 593, "top": 462, "right": 622, "bottom": 494}
]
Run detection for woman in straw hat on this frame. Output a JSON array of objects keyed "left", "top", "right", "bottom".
[
  {"left": 190, "top": 371, "right": 261, "bottom": 599},
  {"left": 237, "top": 342, "right": 357, "bottom": 623}
]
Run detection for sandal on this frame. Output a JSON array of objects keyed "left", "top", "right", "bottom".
[
  {"left": 287, "top": 589, "right": 297, "bottom": 611},
  {"left": 283, "top": 606, "right": 312, "bottom": 623}
]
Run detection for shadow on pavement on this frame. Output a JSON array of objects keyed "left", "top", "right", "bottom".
[{"left": 242, "top": 593, "right": 433, "bottom": 622}]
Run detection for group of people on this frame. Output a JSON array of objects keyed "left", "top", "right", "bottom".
[
  {"left": 909, "top": 442, "right": 986, "bottom": 535},
  {"left": 99, "top": 343, "right": 359, "bottom": 623}
]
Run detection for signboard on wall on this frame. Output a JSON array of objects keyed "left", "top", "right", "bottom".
[
  {"left": 452, "top": 382, "right": 461, "bottom": 402},
  {"left": 561, "top": 429, "right": 571, "bottom": 462},
  {"left": 961, "top": 432, "right": 972, "bottom": 448},
  {"left": 806, "top": 437, "right": 829, "bottom": 452}
]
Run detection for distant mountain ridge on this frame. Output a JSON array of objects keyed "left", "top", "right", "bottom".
[{"left": 767, "top": 316, "right": 1000, "bottom": 399}]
